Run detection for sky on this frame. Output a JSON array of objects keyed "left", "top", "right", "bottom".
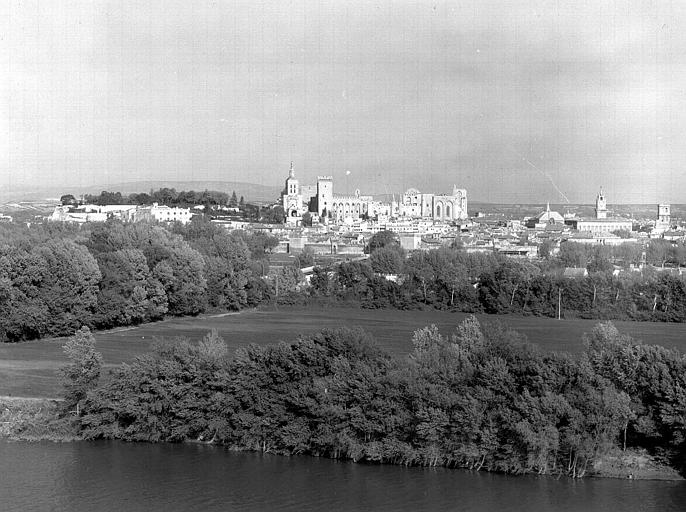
[{"left": 2, "top": 0, "right": 685, "bottom": 203}]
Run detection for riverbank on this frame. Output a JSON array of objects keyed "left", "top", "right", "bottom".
[
  {"left": 0, "top": 397, "right": 79, "bottom": 441},
  {"left": 2, "top": 397, "right": 682, "bottom": 481},
  {"left": 592, "top": 449, "right": 683, "bottom": 481}
]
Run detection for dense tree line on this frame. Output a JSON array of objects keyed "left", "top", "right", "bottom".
[
  {"left": 70, "top": 319, "right": 686, "bottom": 478},
  {"left": 0, "top": 220, "right": 279, "bottom": 342},
  {"left": 81, "top": 188, "right": 233, "bottom": 208},
  {"left": 3, "top": 220, "right": 686, "bottom": 342},
  {"left": 559, "top": 239, "right": 686, "bottom": 269},
  {"left": 303, "top": 237, "right": 686, "bottom": 323}
]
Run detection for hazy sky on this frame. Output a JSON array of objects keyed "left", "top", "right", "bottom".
[{"left": 2, "top": 0, "right": 685, "bottom": 203}]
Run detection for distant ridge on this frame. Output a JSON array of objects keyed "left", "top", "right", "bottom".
[{"left": 1, "top": 181, "right": 283, "bottom": 204}]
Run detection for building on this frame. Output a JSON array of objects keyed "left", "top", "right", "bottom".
[
  {"left": 564, "top": 189, "right": 632, "bottom": 235},
  {"left": 49, "top": 203, "right": 192, "bottom": 224},
  {"left": 140, "top": 203, "right": 193, "bottom": 224},
  {"left": 280, "top": 164, "right": 468, "bottom": 224},
  {"left": 397, "top": 186, "right": 468, "bottom": 221},
  {"left": 433, "top": 187, "right": 468, "bottom": 221},
  {"left": 282, "top": 163, "right": 305, "bottom": 225},
  {"left": 654, "top": 204, "right": 671, "bottom": 233},
  {"left": 49, "top": 204, "right": 138, "bottom": 223},
  {"left": 525, "top": 203, "right": 565, "bottom": 229},
  {"left": 398, "top": 188, "right": 434, "bottom": 217},
  {"left": 565, "top": 217, "right": 633, "bottom": 236},
  {"left": 330, "top": 189, "right": 374, "bottom": 222},
  {"left": 316, "top": 176, "right": 333, "bottom": 218},
  {"left": 595, "top": 188, "right": 607, "bottom": 219}
]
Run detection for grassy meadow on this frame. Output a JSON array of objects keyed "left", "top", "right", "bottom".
[{"left": 2, "top": 306, "right": 686, "bottom": 398}]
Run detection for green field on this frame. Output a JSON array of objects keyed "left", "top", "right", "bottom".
[{"left": 2, "top": 306, "right": 685, "bottom": 398}]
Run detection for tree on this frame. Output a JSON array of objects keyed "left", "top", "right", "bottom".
[
  {"left": 538, "top": 240, "right": 553, "bottom": 260},
  {"left": 230, "top": 191, "right": 238, "bottom": 207},
  {"left": 239, "top": 196, "right": 245, "bottom": 207},
  {"left": 301, "top": 212, "right": 313, "bottom": 227},
  {"left": 236, "top": 232, "right": 279, "bottom": 260},
  {"left": 94, "top": 248, "right": 167, "bottom": 327},
  {"left": 60, "top": 194, "right": 77, "bottom": 206},
  {"left": 559, "top": 242, "right": 587, "bottom": 268},
  {"left": 262, "top": 205, "right": 285, "bottom": 224},
  {"left": 34, "top": 239, "right": 102, "bottom": 336},
  {"left": 366, "top": 230, "right": 400, "bottom": 254},
  {"left": 152, "top": 242, "right": 207, "bottom": 316},
  {"left": 647, "top": 240, "right": 671, "bottom": 268},
  {"left": 296, "top": 247, "right": 316, "bottom": 268},
  {"left": 60, "top": 326, "right": 103, "bottom": 414},
  {"left": 587, "top": 246, "right": 612, "bottom": 274},
  {"left": 612, "top": 230, "right": 632, "bottom": 239},
  {"left": 370, "top": 245, "right": 405, "bottom": 274}
]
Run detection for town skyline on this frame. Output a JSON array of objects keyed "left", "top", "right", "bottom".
[{"left": 3, "top": 1, "right": 686, "bottom": 203}]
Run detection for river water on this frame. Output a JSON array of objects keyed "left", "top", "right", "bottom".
[{"left": 1, "top": 441, "right": 684, "bottom": 511}]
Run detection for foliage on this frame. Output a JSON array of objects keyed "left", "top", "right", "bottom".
[
  {"left": 82, "top": 188, "right": 230, "bottom": 207},
  {"left": 369, "top": 245, "right": 405, "bottom": 274},
  {"left": 365, "top": 230, "right": 400, "bottom": 254},
  {"left": 261, "top": 205, "right": 285, "bottom": 224},
  {"left": 4, "top": 218, "right": 686, "bottom": 345},
  {"left": 60, "top": 327, "right": 103, "bottom": 413},
  {"left": 60, "top": 194, "right": 77, "bottom": 206},
  {"left": 75, "top": 320, "right": 686, "bottom": 479},
  {"left": 295, "top": 247, "right": 316, "bottom": 268},
  {"left": 0, "top": 218, "right": 273, "bottom": 342}
]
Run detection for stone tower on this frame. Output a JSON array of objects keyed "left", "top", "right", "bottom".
[
  {"left": 282, "top": 162, "right": 302, "bottom": 224},
  {"left": 657, "top": 204, "right": 671, "bottom": 224},
  {"left": 595, "top": 188, "right": 607, "bottom": 219},
  {"left": 316, "top": 176, "right": 333, "bottom": 217},
  {"left": 656, "top": 204, "right": 671, "bottom": 232}
]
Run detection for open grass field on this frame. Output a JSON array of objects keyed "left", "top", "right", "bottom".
[{"left": 2, "top": 306, "right": 685, "bottom": 398}]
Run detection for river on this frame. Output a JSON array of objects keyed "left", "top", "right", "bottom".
[{"left": 1, "top": 441, "right": 684, "bottom": 511}]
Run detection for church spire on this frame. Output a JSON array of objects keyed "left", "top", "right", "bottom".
[{"left": 288, "top": 161, "right": 295, "bottom": 179}]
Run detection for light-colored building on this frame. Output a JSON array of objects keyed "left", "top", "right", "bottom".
[
  {"left": 525, "top": 203, "right": 565, "bottom": 229},
  {"left": 316, "top": 176, "right": 333, "bottom": 218},
  {"left": 330, "top": 189, "right": 374, "bottom": 222},
  {"left": 433, "top": 187, "right": 468, "bottom": 221},
  {"left": 398, "top": 186, "right": 468, "bottom": 221},
  {"left": 595, "top": 188, "right": 607, "bottom": 219},
  {"left": 654, "top": 204, "right": 671, "bottom": 233},
  {"left": 281, "top": 164, "right": 468, "bottom": 224},
  {"left": 141, "top": 203, "right": 193, "bottom": 224},
  {"left": 50, "top": 203, "right": 192, "bottom": 225},
  {"left": 398, "top": 188, "right": 434, "bottom": 218},
  {"left": 564, "top": 189, "right": 633, "bottom": 235},
  {"left": 282, "top": 163, "right": 306, "bottom": 225},
  {"left": 49, "top": 204, "right": 138, "bottom": 223},
  {"left": 565, "top": 217, "right": 633, "bottom": 236}
]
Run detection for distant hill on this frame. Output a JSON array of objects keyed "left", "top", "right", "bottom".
[{"left": 0, "top": 181, "right": 283, "bottom": 204}]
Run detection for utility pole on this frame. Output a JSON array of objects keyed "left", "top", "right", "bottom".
[
  {"left": 274, "top": 272, "right": 279, "bottom": 311},
  {"left": 557, "top": 288, "right": 562, "bottom": 320}
]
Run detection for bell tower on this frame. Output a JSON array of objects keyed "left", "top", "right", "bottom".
[
  {"left": 284, "top": 162, "right": 298, "bottom": 196},
  {"left": 282, "top": 162, "right": 302, "bottom": 224},
  {"left": 595, "top": 188, "right": 607, "bottom": 219}
]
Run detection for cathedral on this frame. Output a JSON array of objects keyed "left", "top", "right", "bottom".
[{"left": 397, "top": 187, "right": 468, "bottom": 221}]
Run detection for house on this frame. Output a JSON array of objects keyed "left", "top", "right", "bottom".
[{"left": 563, "top": 267, "right": 588, "bottom": 279}]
